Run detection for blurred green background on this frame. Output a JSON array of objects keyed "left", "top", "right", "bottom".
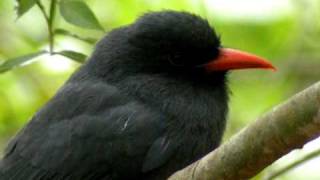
[{"left": 0, "top": 0, "right": 319, "bottom": 179}]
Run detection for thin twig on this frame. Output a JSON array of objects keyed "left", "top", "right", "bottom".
[
  {"left": 48, "top": 0, "right": 57, "bottom": 54},
  {"left": 36, "top": 1, "right": 49, "bottom": 22},
  {"left": 36, "top": 0, "right": 57, "bottom": 54}
]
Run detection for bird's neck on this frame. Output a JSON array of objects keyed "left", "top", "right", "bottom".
[{"left": 108, "top": 72, "right": 229, "bottom": 140}]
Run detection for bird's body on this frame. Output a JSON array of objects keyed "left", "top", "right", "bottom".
[
  {"left": 0, "top": 11, "right": 274, "bottom": 180},
  {"left": 0, "top": 66, "right": 227, "bottom": 180}
]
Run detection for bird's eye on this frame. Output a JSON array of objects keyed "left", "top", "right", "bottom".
[{"left": 167, "top": 53, "right": 184, "bottom": 67}]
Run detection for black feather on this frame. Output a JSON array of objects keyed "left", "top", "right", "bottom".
[{"left": 0, "top": 11, "right": 228, "bottom": 180}]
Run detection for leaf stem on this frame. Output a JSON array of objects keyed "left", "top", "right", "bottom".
[
  {"left": 48, "top": 0, "right": 57, "bottom": 54},
  {"left": 36, "top": 1, "right": 49, "bottom": 22},
  {"left": 36, "top": 0, "right": 57, "bottom": 55}
]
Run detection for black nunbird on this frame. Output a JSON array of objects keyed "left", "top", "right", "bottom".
[{"left": 0, "top": 11, "right": 275, "bottom": 180}]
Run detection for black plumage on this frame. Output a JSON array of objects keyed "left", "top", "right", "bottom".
[{"left": 0, "top": 11, "right": 272, "bottom": 180}]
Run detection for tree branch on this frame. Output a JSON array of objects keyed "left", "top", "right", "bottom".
[{"left": 169, "top": 81, "right": 320, "bottom": 180}]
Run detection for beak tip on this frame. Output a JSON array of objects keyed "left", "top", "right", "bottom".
[{"left": 265, "top": 63, "right": 277, "bottom": 72}]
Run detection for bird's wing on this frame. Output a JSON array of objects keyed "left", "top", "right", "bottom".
[
  {"left": 142, "top": 135, "right": 178, "bottom": 172},
  {"left": 0, "top": 80, "right": 175, "bottom": 179}
]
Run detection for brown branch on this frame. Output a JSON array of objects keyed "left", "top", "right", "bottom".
[{"left": 169, "top": 81, "right": 320, "bottom": 180}]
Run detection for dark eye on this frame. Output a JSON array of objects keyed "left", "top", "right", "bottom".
[{"left": 168, "top": 52, "right": 184, "bottom": 67}]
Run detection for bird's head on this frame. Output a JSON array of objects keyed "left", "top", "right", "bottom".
[
  {"left": 83, "top": 11, "right": 276, "bottom": 131},
  {"left": 88, "top": 11, "right": 275, "bottom": 83}
]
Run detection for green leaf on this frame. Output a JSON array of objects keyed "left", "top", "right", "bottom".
[
  {"left": 54, "top": 29, "right": 98, "bottom": 44},
  {"left": 0, "top": 51, "right": 47, "bottom": 73},
  {"left": 56, "top": 50, "right": 87, "bottom": 63},
  {"left": 59, "top": 0, "right": 104, "bottom": 31},
  {"left": 15, "top": 0, "right": 37, "bottom": 18}
]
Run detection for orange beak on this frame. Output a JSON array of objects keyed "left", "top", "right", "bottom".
[{"left": 205, "top": 48, "right": 276, "bottom": 72}]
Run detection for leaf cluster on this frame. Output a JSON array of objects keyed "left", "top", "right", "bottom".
[{"left": 1, "top": 0, "right": 104, "bottom": 73}]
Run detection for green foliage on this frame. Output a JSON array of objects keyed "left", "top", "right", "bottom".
[
  {"left": 55, "top": 50, "right": 87, "bottom": 63},
  {"left": 59, "top": 0, "right": 104, "bottom": 31},
  {"left": 0, "top": 51, "right": 46, "bottom": 73},
  {"left": 15, "top": 0, "right": 37, "bottom": 17},
  {"left": 1, "top": 0, "right": 103, "bottom": 74},
  {"left": 54, "top": 29, "right": 97, "bottom": 44}
]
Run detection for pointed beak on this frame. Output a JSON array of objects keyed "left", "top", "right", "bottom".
[{"left": 205, "top": 48, "right": 276, "bottom": 72}]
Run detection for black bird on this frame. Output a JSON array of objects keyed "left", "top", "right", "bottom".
[{"left": 0, "top": 11, "right": 275, "bottom": 180}]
